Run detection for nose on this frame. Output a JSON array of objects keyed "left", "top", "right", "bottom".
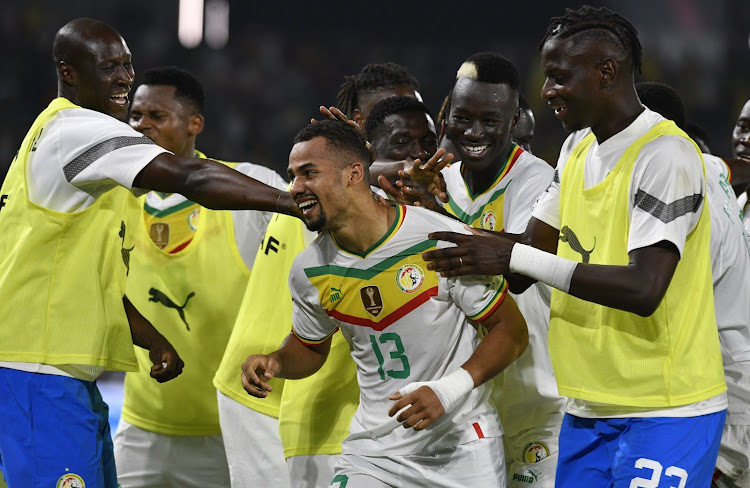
[
  {"left": 290, "top": 175, "right": 305, "bottom": 197},
  {"left": 465, "top": 121, "right": 483, "bottom": 140},
  {"left": 409, "top": 142, "right": 429, "bottom": 161},
  {"left": 130, "top": 116, "right": 149, "bottom": 131},
  {"left": 116, "top": 64, "right": 134, "bottom": 85},
  {"left": 541, "top": 78, "right": 556, "bottom": 100}
]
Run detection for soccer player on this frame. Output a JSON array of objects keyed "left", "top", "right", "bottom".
[
  {"left": 423, "top": 6, "right": 728, "bottom": 487},
  {"left": 439, "top": 52, "right": 561, "bottom": 488},
  {"left": 0, "top": 18, "right": 298, "bottom": 486},
  {"left": 636, "top": 81, "right": 750, "bottom": 488},
  {"left": 275, "top": 74, "right": 429, "bottom": 488},
  {"left": 113, "top": 66, "right": 287, "bottom": 487},
  {"left": 243, "top": 120, "right": 528, "bottom": 487},
  {"left": 732, "top": 99, "right": 750, "bottom": 238},
  {"left": 513, "top": 96, "right": 536, "bottom": 154},
  {"left": 337, "top": 62, "right": 421, "bottom": 129}
]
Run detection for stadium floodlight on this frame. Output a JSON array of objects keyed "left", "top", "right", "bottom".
[
  {"left": 178, "top": 0, "right": 204, "bottom": 49},
  {"left": 205, "top": 0, "right": 229, "bottom": 50}
]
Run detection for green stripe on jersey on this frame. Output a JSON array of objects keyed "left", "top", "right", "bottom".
[{"left": 304, "top": 239, "right": 437, "bottom": 279}]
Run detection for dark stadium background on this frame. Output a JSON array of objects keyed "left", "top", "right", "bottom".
[{"left": 1, "top": 0, "right": 749, "bottom": 181}]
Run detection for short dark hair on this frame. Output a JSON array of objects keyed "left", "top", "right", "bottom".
[
  {"left": 336, "top": 62, "right": 420, "bottom": 118},
  {"left": 538, "top": 5, "right": 643, "bottom": 74},
  {"left": 364, "top": 96, "right": 433, "bottom": 143},
  {"left": 456, "top": 52, "right": 520, "bottom": 90},
  {"left": 141, "top": 66, "right": 205, "bottom": 114},
  {"left": 444, "top": 52, "right": 521, "bottom": 117},
  {"left": 635, "top": 82, "right": 686, "bottom": 129},
  {"left": 686, "top": 121, "right": 712, "bottom": 153},
  {"left": 293, "top": 120, "right": 372, "bottom": 173}
]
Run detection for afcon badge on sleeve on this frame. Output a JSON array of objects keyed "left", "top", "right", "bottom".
[
  {"left": 396, "top": 264, "right": 424, "bottom": 294},
  {"left": 523, "top": 441, "right": 550, "bottom": 463},
  {"left": 57, "top": 473, "right": 85, "bottom": 488}
]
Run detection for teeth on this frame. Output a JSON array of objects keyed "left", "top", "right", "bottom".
[
  {"left": 554, "top": 106, "right": 566, "bottom": 114},
  {"left": 465, "top": 145, "right": 487, "bottom": 154},
  {"left": 298, "top": 199, "right": 318, "bottom": 209}
]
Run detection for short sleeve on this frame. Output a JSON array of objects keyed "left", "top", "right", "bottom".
[
  {"left": 449, "top": 273, "right": 509, "bottom": 322},
  {"left": 434, "top": 220, "right": 510, "bottom": 322},
  {"left": 230, "top": 163, "right": 289, "bottom": 269},
  {"left": 28, "top": 108, "right": 169, "bottom": 212},
  {"left": 627, "top": 136, "right": 705, "bottom": 255},
  {"left": 289, "top": 256, "right": 339, "bottom": 345}
]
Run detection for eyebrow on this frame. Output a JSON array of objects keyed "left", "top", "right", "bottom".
[{"left": 289, "top": 162, "right": 317, "bottom": 174}]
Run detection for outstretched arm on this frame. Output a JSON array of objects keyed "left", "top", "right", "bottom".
[
  {"left": 123, "top": 296, "right": 184, "bottom": 383},
  {"left": 423, "top": 222, "right": 680, "bottom": 317},
  {"left": 388, "top": 294, "right": 527, "bottom": 430},
  {"left": 133, "top": 153, "right": 301, "bottom": 218},
  {"left": 241, "top": 333, "right": 331, "bottom": 398}
]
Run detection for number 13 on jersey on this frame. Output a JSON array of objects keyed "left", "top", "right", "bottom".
[{"left": 370, "top": 333, "right": 411, "bottom": 380}]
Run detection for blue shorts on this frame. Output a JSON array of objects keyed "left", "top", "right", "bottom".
[
  {"left": 556, "top": 411, "right": 726, "bottom": 488},
  {"left": 0, "top": 368, "right": 117, "bottom": 488}
]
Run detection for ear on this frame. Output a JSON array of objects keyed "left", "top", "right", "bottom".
[
  {"left": 511, "top": 107, "right": 521, "bottom": 132},
  {"left": 352, "top": 109, "right": 365, "bottom": 129},
  {"left": 438, "top": 119, "right": 446, "bottom": 144},
  {"left": 58, "top": 61, "right": 78, "bottom": 87},
  {"left": 188, "top": 114, "right": 204, "bottom": 136},
  {"left": 599, "top": 58, "right": 617, "bottom": 90},
  {"left": 347, "top": 161, "right": 365, "bottom": 186}
]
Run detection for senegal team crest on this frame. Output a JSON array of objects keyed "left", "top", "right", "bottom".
[
  {"left": 396, "top": 264, "right": 424, "bottom": 293},
  {"left": 523, "top": 441, "right": 550, "bottom": 463},
  {"left": 149, "top": 222, "right": 170, "bottom": 249},
  {"left": 360, "top": 286, "right": 383, "bottom": 317},
  {"left": 480, "top": 210, "right": 496, "bottom": 230},
  {"left": 57, "top": 473, "right": 85, "bottom": 488}
]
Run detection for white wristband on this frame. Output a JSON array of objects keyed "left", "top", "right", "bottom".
[
  {"left": 398, "top": 368, "right": 475, "bottom": 413},
  {"left": 509, "top": 243, "right": 577, "bottom": 293}
]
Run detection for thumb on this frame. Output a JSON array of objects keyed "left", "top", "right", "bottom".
[
  {"left": 464, "top": 224, "right": 485, "bottom": 236},
  {"left": 398, "top": 380, "right": 428, "bottom": 397}
]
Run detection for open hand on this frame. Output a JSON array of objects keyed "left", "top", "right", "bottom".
[
  {"left": 423, "top": 225, "right": 514, "bottom": 277},
  {"left": 388, "top": 384, "right": 445, "bottom": 431},
  {"left": 241, "top": 354, "right": 280, "bottom": 398}
]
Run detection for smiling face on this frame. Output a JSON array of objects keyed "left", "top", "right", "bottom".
[
  {"left": 732, "top": 100, "right": 750, "bottom": 161},
  {"left": 129, "top": 84, "right": 202, "bottom": 157},
  {"left": 445, "top": 77, "right": 519, "bottom": 173},
  {"left": 288, "top": 137, "right": 353, "bottom": 232},
  {"left": 371, "top": 111, "right": 437, "bottom": 162},
  {"left": 72, "top": 31, "right": 135, "bottom": 121},
  {"left": 540, "top": 36, "right": 605, "bottom": 134}
]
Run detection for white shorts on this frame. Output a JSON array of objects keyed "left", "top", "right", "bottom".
[
  {"left": 504, "top": 425, "right": 560, "bottom": 488},
  {"left": 217, "top": 391, "right": 291, "bottom": 488},
  {"left": 288, "top": 454, "right": 341, "bottom": 488},
  {"left": 716, "top": 423, "right": 750, "bottom": 487},
  {"left": 331, "top": 437, "right": 507, "bottom": 488},
  {"left": 113, "top": 419, "right": 230, "bottom": 488}
]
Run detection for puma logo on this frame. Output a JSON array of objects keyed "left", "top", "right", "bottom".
[
  {"left": 148, "top": 288, "right": 195, "bottom": 331},
  {"left": 119, "top": 221, "right": 135, "bottom": 275},
  {"left": 559, "top": 225, "right": 595, "bottom": 263},
  {"left": 330, "top": 285, "right": 343, "bottom": 303}
]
